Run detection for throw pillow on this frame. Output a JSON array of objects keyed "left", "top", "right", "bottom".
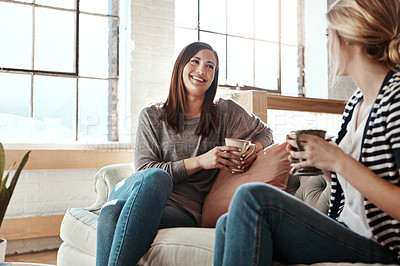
[{"left": 200, "top": 143, "right": 290, "bottom": 227}]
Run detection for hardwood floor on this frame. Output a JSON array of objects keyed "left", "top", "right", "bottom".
[{"left": 5, "top": 249, "right": 58, "bottom": 265}]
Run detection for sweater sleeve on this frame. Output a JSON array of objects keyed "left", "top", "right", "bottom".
[
  {"left": 222, "top": 99, "right": 274, "bottom": 147},
  {"left": 133, "top": 106, "right": 188, "bottom": 184}
]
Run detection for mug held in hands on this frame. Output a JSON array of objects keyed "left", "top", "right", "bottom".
[
  {"left": 289, "top": 129, "right": 326, "bottom": 176},
  {"left": 224, "top": 138, "right": 256, "bottom": 172}
]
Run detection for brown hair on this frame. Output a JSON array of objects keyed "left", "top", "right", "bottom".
[
  {"left": 160, "top": 42, "right": 220, "bottom": 136},
  {"left": 327, "top": 0, "right": 400, "bottom": 71}
]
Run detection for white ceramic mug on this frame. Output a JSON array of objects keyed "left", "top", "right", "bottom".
[{"left": 225, "top": 138, "right": 257, "bottom": 172}]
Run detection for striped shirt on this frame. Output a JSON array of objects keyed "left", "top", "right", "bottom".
[{"left": 328, "top": 70, "right": 400, "bottom": 259}]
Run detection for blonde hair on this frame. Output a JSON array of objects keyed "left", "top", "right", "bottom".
[{"left": 327, "top": 0, "right": 400, "bottom": 71}]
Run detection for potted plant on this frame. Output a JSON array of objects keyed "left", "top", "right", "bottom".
[{"left": 0, "top": 143, "right": 30, "bottom": 262}]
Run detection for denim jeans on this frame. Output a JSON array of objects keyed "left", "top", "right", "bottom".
[
  {"left": 214, "top": 183, "right": 397, "bottom": 266},
  {"left": 96, "top": 168, "right": 197, "bottom": 266}
]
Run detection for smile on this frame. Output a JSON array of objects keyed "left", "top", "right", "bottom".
[{"left": 191, "top": 75, "right": 205, "bottom": 82}]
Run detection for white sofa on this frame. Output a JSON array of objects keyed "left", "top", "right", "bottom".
[{"left": 57, "top": 164, "right": 397, "bottom": 266}]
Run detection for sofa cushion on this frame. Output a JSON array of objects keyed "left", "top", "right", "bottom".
[
  {"left": 138, "top": 227, "right": 215, "bottom": 266},
  {"left": 57, "top": 242, "right": 96, "bottom": 266},
  {"left": 201, "top": 143, "right": 290, "bottom": 227},
  {"left": 60, "top": 208, "right": 216, "bottom": 266},
  {"left": 59, "top": 208, "right": 98, "bottom": 256}
]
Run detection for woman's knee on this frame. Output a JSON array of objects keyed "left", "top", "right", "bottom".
[
  {"left": 113, "top": 168, "right": 172, "bottom": 198},
  {"left": 216, "top": 213, "right": 228, "bottom": 231},
  {"left": 139, "top": 168, "right": 173, "bottom": 193},
  {"left": 98, "top": 201, "right": 124, "bottom": 229},
  {"left": 232, "top": 183, "right": 283, "bottom": 208}
]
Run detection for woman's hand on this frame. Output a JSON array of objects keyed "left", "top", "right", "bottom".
[
  {"left": 286, "top": 133, "right": 400, "bottom": 220},
  {"left": 238, "top": 145, "right": 257, "bottom": 172},
  {"left": 199, "top": 146, "right": 243, "bottom": 171},
  {"left": 184, "top": 146, "right": 242, "bottom": 175},
  {"left": 286, "top": 133, "right": 343, "bottom": 175},
  {"left": 184, "top": 141, "right": 263, "bottom": 175}
]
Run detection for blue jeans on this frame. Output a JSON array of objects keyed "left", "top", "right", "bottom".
[
  {"left": 214, "top": 183, "right": 397, "bottom": 266},
  {"left": 96, "top": 168, "right": 197, "bottom": 266}
]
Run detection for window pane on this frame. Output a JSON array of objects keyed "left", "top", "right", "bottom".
[
  {"left": 175, "top": 0, "right": 197, "bottom": 28},
  {"left": 255, "top": 0, "right": 279, "bottom": 41},
  {"left": 35, "top": 8, "right": 75, "bottom": 72},
  {"left": 78, "top": 78, "right": 109, "bottom": 141},
  {"left": 227, "top": 0, "right": 254, "bottom": 38},
  {"left": 175, "top": 28, "right": 198, "bottom": 57},
  {"left": 80, "top": 14, "right": 118, "bottom": 78},
  {"left": 227, "top": 37, "right": 253, "bottom": 86},
  {"left": 281, "top": 0, "right": 298, "bottom": 45},
  {"left": 0, "top": 73, "right": 32, "bottom": 142},
  {"left": 200, "top": 0, "right": 226, "bottom": 33},
  {"left": 255, "top": 41, "right": 278, "bottom": 90},
  {"left": 35, "top": 0, "right": 75, "bottom": 9},
  {"left": 200, "top": 32, "right": 227, "bottom": 85},
  {"left": 80, "top": 0, "right": 118, "bottom": 16},
  {"left": 34, "top": 76, "right": 76, "bottom": 141},
  {"left": 267, "top": 110, "right": 342, "bottom": 144},
  {"left": 0, "top": 73, "right": 31, "bottom": 117},
  {"left": 281, "top": 45, "right": 298, "bottom": 96},
  {"left": 0, "top": 2, "right": 32, "bottom": 69}
]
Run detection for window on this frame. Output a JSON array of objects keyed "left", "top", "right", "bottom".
[
  {"left": 267, "top": 110, "right": 341, "bottom": 143},
  {"left": 175, "top": 0, "right": 304, "bottom": 96},
  {"left": 0, "top": 0, "right": 129, "bottom": 144}
]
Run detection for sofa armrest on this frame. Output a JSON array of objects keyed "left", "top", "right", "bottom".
[{"left": 85, "top": 163, "right": 135, "bottom": 213}]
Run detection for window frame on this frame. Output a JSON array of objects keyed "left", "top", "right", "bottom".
[
  {"left": 0, "top": 0, "right": 121, "bottom": 143},
  {"left": 175, "top": 0, "right": 305, "bottom": 95}
]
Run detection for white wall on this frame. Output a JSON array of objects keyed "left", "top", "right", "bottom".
[
  {"left": 130, "top": 0, "right": 175, "bottom": 142},
  {"left": 5, "top": 169, "right": 97, "bottom": 254},
  {"left": 5, "top": 169, "right": 97, "bottom": 219},
  {"left": 304, "top": 0, "right": 357, "bottom": 101},
  {"left": 304, "top": 0, "right": 328, "bottom": 99}
]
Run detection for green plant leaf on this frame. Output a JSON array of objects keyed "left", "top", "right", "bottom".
[
  {"left": 8, "top": 151, "right": 30, "bottom": 192},
  {"left": 0, "top": 145, "right": 30, "bottom": 229},
  {"left": 0, "top": 187, "right": 11, "bottom": 228},
  {"left": 1, "top": 163, "right": 15, "bottom": 190},
  {"left": 0, "top": 143, "right": 5, "bottom": 185}
]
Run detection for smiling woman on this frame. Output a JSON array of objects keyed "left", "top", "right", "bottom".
[
  {"left": 95, "top": 41, "right": 273, "bottom": 265},
  {"left": 182, "top": 49, "right": 217, "bottom": 110},
  {"left": 162, "top": 42, "right": 220, "bottom": 135}
]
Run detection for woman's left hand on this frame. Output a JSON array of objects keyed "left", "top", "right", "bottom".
[
  {"left": 286, "top": 133, "right": 343, "bottom": 175},
  {"left": 238, "top": 146, "right": 257, "bottom": 172}
]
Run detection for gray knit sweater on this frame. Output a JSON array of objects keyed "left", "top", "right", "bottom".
[{"left": 133, "top": 98, "right": 273, "bottom": 224}]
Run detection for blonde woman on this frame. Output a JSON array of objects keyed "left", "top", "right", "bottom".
[{"left": 214, "top": 0, "right": 400, "bottom": 265}]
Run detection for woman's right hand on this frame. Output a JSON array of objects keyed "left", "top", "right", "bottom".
[
  {"left": 285, "top": 133, "right": 342, "bottom": 175},
  {"left": 199, "top": 146, "right": 242, "bottom": 171},
  {"left": 184, "top": 146, "right": 242, "bottom": 175}
]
